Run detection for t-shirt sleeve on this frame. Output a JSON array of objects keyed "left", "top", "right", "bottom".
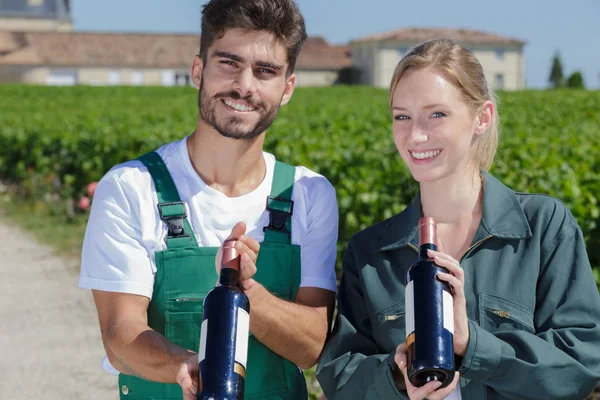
[
  {"left": 296, "top": 174, "right": 339, "bottom": 292},
  {"left": 78, "top": 171, "right": 155, "bottom": 299}
]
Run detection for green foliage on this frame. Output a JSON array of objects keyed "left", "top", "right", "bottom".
[
  {"left": 567, "top": 71, "right": 585, "bottom": 89},
  {"left": 549, "top": 51, "right": 565, "bottom": 88},
  {"left": 0, "top": 85, "right": 599, "bottom": 289}
]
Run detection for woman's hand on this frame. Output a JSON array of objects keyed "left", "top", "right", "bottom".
[
  {"left": 428, "top": 249, "right": 469, "bottom": 356},
  {"left": 395, "top": 342, "right": 460, "bottom": 399}
]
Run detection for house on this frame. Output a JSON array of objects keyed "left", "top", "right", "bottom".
[
  {"left": 0, "top": 0, "right": 352, "bottom": 86},
  {"left": 0, "top": 0, "right": 72, "bottom": 31},
  {"left": 350, "top": 27, "right": 526, "bottom": 90}
]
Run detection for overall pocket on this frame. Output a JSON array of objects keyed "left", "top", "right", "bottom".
[
  {"left": 165, "top": 310, "right": 203, "bottom": 352},
  {"left": 245, "top": 336, "right": 288, "bottom": 398}
]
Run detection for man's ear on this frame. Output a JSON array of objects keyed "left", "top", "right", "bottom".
[
  {"left": 191, "top": 55, "right": 203, "bottom": 90},
  {"left": 280, "top": 73, "right": 296, "bottom": 106}
]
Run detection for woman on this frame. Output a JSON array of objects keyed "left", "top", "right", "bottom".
[{"left": 316, "top": 38, "right": 600, "bottom": 400}]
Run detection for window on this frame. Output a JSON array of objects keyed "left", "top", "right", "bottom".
[
  {"left": 175, "top": 72, "right": 191, "bottom": 86},
  {"left": 161, "top": 70, "right": 175, "bottom": 86},
  {"left": 495, "top": 73, "right": 504, "bottom": 90},
  {"left": 495, "top": 48, "right": 505, "bottom": 60},
  {"left": 132, "top": 71, "right": 144, "bottom": 86},
  {"left": 108, "top": 70, "right": 121, "bottom": 85},
  {"left": 47, "top": 70, "right": 77, "bottom": 86}
]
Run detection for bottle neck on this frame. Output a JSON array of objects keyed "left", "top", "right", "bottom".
[
  {"left": 419, "top": 243, "right": 437, "bottom": 260},
  {"left": 219, "top": 267, "right": 240, "bottom": 287}
]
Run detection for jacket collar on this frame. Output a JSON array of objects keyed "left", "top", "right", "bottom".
[{"left": 378, "top": 171, "right": 532, "bottom": 252}]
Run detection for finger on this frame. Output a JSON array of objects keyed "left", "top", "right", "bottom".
[
  {"left": 394, "top": 347, "right": 407, "bottom": 370},
  {"left": 226, "top": 222, "right": 247, "bottom": 241},
  {"left": 239, "top": 253, "right": 257, "bottom": 281},
  {"left": 427, "top": 249, "right": 460, "bottom": 266},
  {"left": 429, "top": 252, "right": 463, "bottom": 278},
  {"left": 394, "top": 343, "right": 416, "bottom": 394},
  {"left": 183, "top": 392, "right": 195, "bottom": 400},
  {"left": 436, "top": 272, "right": 464, "bottom": 292},
  {"left": 238, "top": 234, "right": 260, "bottom": 254},
  {"left": 241, "top": 277, "right": 256, "bottom": 291},
  {"left": 428, "top": 372, "right": 461, "bottom": 400},
  {"left": 411, "top": 380, "right": 443, "bottom": 399},
  {"left": 427, "top": 249, "right": 456, "bottom": 261},
  {"left": 235, "top": 240, "right": 258, "bottom": 262}
]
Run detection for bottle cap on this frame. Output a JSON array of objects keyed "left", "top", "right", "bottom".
[
  {"left": 222, "top": 239, "right": 240, "bottom": 271},
  {"left": 418, "top": 217, "right": 437, "bottom": 246}
]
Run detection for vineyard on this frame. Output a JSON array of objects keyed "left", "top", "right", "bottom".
[{"left": 0, "top": 85, "right": 599, "bottom": 284}]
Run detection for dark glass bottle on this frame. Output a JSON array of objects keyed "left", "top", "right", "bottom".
[
  {"left": 198, "top": 240, "right": 250, "bottom": 400},
  {"left": 405, "top": 217, "right": 455, "bottom": 388}
]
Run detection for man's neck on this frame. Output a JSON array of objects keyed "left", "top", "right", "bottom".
[{"left": 186, "top": 122, "right": 267, "bottom": 198}]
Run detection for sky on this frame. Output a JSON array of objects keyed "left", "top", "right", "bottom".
[{"left": 72, "top": 0, "right": 600, "bottom": 89}]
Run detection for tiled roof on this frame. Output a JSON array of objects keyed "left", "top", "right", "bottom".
[
  {"left": 0, "top": 31, "right": 352, "bottom": 70},
  {"left": 351, "top": 27, "right": 525, "bottom": 45}
]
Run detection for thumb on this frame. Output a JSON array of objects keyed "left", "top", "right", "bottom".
[
  {"left": 227, "top": 221, "right": 247, "bottom": 241},
  {"left": 180, "top": 376, "right": 192, "bottom": 391}
]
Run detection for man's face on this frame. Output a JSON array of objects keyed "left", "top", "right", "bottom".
[{"left": 195, "top": 28, "right": 295, "bottom": 140}]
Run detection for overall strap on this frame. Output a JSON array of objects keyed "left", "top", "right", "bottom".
[
  {"left": 263, "top": 161, "right": 295, "bottom": 244},
  {"left": 137, "top": 151, "right": 199, "bottom": 249}
]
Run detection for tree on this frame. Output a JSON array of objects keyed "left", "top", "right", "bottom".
[
  {"left": 566, "top": 71, "right": 585, "bottom": 89},
  {"left": 548, "top": 52, "right": 564, "bottom": 88}
]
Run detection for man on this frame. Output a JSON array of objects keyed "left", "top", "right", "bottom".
[{"left": 78, "top": 1, "right": 338, "bottom": 399}]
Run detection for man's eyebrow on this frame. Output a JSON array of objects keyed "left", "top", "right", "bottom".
[
  {"left": 214, "top": 51, "right": 283, "bottom": 70},
  {"left": 214, "top": 51, "right": 243, "bottom": 62},
  {"left": 256, "top": 61, "right": 284, "bottom": 70}
]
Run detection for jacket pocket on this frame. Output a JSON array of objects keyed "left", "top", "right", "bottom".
[
  {"left": 478, "top": 293, "right": 535, "bottom": 334},
  {"left": 370, "top": 301, "right": 406, "bottom": 351}
]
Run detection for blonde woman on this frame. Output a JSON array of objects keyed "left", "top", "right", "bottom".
[{"left": 316, "top": 38, "right": 600, "bottom": 400}]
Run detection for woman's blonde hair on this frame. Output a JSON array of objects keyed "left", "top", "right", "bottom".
[{"left": 388, "top": 38, "right": 500, "bottom": 171}]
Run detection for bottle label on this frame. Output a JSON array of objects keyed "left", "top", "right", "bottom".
[
  {"left": 405, "top": 281, "right": 415, "bottom": 338},
  {"left": 443, "top": 290, "right": 454, "bottom": 334},
  {"left": 235, "top": 308, "right": 250, "bottom": 368},
  {"left": 198, "top": 318, "right": 208, "bottom": 362}
]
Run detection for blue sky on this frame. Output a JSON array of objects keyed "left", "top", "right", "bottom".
[{"left": 72, "top": 0, "right": 600, "bottom": 89}]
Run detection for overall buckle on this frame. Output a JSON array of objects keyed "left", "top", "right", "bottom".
[
  {"left": 263, "top": 196, "right": 294, "bottom": 235},
  {"left": 157, "top": 201, "right": 189, "bottom": 238}
]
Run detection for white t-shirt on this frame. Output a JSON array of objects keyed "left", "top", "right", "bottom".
[
  {"left": 79, "top": 137, "right": 339, "bottom": 375},
  {"left": 79, "top": 137, "right": 339, "bottom": 298}
]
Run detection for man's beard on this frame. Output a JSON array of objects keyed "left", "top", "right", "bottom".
[{"left": 198, "top": 77, "right": 282, "bottom": 141}]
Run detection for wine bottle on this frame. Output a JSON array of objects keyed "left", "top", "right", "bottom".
[
  {"left": 198, "top": 240, "right": 250, "bottom": 400},
  {"left": 405, "top": 217, "right": 455, "bottom": 388}
]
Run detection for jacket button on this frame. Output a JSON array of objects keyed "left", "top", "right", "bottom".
[{"left": 121, "top": 385, "right": 129, "bottom": 395}]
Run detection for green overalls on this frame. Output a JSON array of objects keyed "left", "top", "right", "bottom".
[{"left": 117, "top": 151, "right": 308, "bottom": 400}]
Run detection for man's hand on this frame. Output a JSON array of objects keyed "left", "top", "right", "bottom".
[
  {"left": 176, "top": 354, "right": 200, "bottom": 400},
  {"left": 215, "top": 222, "right": 260, "bottom": 290}
]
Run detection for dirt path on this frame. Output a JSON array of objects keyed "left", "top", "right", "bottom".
[{"left": 0, "top": 211, "right": 118, "bottom": 399}]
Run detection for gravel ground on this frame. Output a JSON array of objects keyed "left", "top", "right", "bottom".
[{"left": 0, "top": 211, "right": 118, "bottom": 400}]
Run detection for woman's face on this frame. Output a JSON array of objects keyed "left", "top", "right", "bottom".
[{"left": 391, "top": 67, "right": 487, "bottom": 184}]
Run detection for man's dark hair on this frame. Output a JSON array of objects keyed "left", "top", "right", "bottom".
[{"left": 200, "top": 0, "right": 307, "bottom": 74}]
